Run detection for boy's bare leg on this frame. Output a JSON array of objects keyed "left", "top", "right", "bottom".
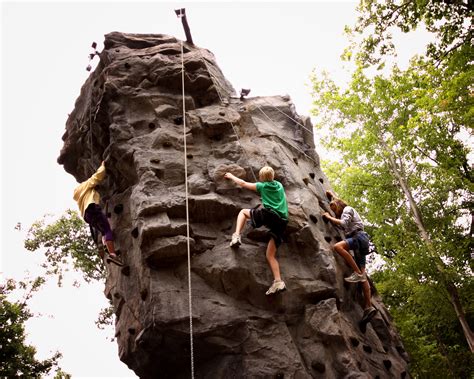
[
  {"left": 333, "top": 241, "right": 362, "bottom": 274},
  {"left": 235, "top": 209, "right": 251, "bottom": 235},
  {"left": 266, "top": 238, "right": 281, "bottom": 281}
]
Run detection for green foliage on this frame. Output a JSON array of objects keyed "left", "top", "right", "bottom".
[
  {"left": 347, "top": 0, "right": 473, "bottom": 67},
  {"left": 24, "top": 209, "right": 106, "bottom": 285},
  {"left": 24, "top": 209, "right": 114, "bottom": 329},
  {"left": 311, "top": 38, "right": 473, "bottom": 378},
  {"left": 0, "top": 277, "right": 64, "bottom": 377}
]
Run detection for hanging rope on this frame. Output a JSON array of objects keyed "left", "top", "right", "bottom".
[
  {"left": 197, "top": 51, "right": 258, "bottom": 182},
  {"left": 180, "top": 39, "right": 195, "bottom": 379},
  {"left": 262, "top": 98, "right": 315, "bottom": 136},
  {"left": 253, "top": 104, "right": 320, "bottom": 167},
  {"left": 88, "top": 70, "right": 109, "bottom": 171}
]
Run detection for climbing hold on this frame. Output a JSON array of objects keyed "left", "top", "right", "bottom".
[
  {"left": 149, "top": 122, "right": 156, "bottom": 130},
  {"left": 293, "top": 158, "right": 298, "bottom": 165},
  {"left": 319, "top": 178, "right": 324, "bottom": 184},
  {"left": 128, "top": 328, "right": 136, "bottom": 335},
  {"left": 311, "top": 360, "right": 325, "bottom": 373},
  {"left": 174, "top": 116, "right": 183, "bottom": 125},
  {"left": 363, "top": 345, "right": 372, "bottom": 353},
  {"left": 324, "top": 236, "right": 332, "bottom": 243},
  {"left": 187, "top": 154, "right": 193, "bottom": 159},
  {"left": 114, "top": 204, "right": 124, "bottom": 215},
  {"left": 334, "top": 236, "right": 342, "bottom": 242},
  {"left": 383, "top": 360, "right": 392, "bottom": 370},
  {"left": 140, "top": 288, "right": 148, "bottom": 301},
  {"left": 124, "top": 62, "right": 131, "bottom": 70},
  {"left": 309, "top": 215, "right": 318, "bottom": 224},
  {"left": 350, "top": 337, "right": 359, "bottom": 347},
  {"left": 131, "top": 227, "right": 139, "bottom": 238},
  {"left": 302, "top": 177, "right": 309, "bottom": 185},
  {"left": 309, "top": 173, "right": 315, "bottom": 179},
  {"left": 121, "top": 266, "right": 131, "bottom": 276}
]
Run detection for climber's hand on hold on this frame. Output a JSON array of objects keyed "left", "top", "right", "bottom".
[{"left": 224, "top": 172, "right": 235, "bottom": 181}]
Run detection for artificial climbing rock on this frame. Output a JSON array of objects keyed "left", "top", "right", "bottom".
[{"left": 59, "top": 32, "right": 410, "bottom": 378}]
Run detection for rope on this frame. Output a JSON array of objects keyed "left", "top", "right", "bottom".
[
  {"left": 254, "top": 104, "right": 320, "bottom": 167},
  {"left": 198, "top": 52, "right": 319, "bottom": 172},
  {"left": 88, "top": 71, "right": 108, "bottom": 171},
  {"left": 198, "top": 51, "right": 258, "bottom": 182},
  {"left": 180, "top": 39, "right": 195, "bottom": 379},
  {"left": 262, "top": 98, "right": 315, "bottom": 136}
]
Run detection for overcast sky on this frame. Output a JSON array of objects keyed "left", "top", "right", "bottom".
[{"left": 1, "top": 1, "right": 433, "bottom": 377}]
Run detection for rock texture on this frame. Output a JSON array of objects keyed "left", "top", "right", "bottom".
[{"left": 58, "top": 32, "right": 410, "bottom": 378}]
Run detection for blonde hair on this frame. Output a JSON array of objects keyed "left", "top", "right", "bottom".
[
  {"left": 330, "top": 198, "right": 347, "bottom": 218},
  {"left": 259, "top": 166, "right": 275, "bottom": 182}
]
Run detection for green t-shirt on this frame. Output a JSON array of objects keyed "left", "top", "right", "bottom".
[{"left": 256, "top": 180, "right": 288, "bottom": 220}]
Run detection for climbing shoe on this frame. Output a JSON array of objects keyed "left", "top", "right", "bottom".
[
  {"left": 106, "top": 254, "right": 123, "bottom": 267},
  {"left": 361, "top": 306, "right": 377, "bottom": 323},
  {"left": 229, "top": 233, "right": 241, "bottom": 248},
  {"left": 265, "top": 280, "right": 286, "bottom": 295},
  {"left": 344, "top": 272, "right": 367, "bottom": 283}
]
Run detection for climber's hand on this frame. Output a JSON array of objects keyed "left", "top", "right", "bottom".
[{"left": 224, "top": 172, "right": 235, "bottom": 180}]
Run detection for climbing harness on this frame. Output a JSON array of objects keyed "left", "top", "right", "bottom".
[{"left": 176, "top": 8, "right": 195, "bottom": 378}]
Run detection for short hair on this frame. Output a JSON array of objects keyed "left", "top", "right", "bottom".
[{"left": 259, "top": 166, "right": 274, "bottom": 182}]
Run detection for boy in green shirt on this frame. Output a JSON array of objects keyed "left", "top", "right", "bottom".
[{"left": 224, "top": 166, "right": 288, "bottom": 295}]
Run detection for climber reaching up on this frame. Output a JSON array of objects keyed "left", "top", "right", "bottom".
[
  {"left": 73, "top": 161, "right": 122, "bottom": 266},
  {"left": 224, "top": 166, "right": 288, "bottom": 295},
  {"left": 322, "top": 191, "right": 376, "bottom": 324}
]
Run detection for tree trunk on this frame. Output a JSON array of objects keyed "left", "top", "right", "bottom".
[{"left": 380, "top": 138, "right": 474, "bottom": 352}]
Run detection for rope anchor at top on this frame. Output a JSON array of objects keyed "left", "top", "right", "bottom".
[{"left": 175, "top": 8, "right": 194, "bottom": 45}]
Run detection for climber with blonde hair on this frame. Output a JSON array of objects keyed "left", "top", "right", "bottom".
[
  {"left": 73, "top": 161, "right": 122, "bottom": 266},
  {"left": 322, "top": 191, "right": 376, "bottom": 323},
  {"left": 224, "top": 166, "right": 288, "bottom": 295}
]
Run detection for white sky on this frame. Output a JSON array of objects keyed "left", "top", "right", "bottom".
[{"left": 1, "top": 1, "right": 434, "bottom": 377}]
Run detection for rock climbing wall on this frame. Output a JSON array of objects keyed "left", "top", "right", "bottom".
[{"left": 58, "top": 32, "right": 410, "bottom": 378}]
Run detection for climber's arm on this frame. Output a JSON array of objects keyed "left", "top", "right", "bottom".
[
  {"left": 322, "top": 212, "right": 342, "bottom": 226},
  {"left": 224, "top": 172, "right": 257, "bottom": 192}
]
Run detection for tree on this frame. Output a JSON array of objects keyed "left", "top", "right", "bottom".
[
  {"left": 24, "top": 209, "right": 106, "bottom": 285},
  {"left": 311, "top": 56, "right": 473, "bottom": 375},
  {"left": 346, "top": 0, "right": 473, "bottom": 67},
  {"left": 24, "top": 209, "right": 113, "bottom": 329},
  {"left": 0, "top": 277, "right": 65, "bottom": 377}
]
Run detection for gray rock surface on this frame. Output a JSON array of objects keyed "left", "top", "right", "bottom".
[{"left": 58, "top": 32, "right": 410, "bottom": 378}]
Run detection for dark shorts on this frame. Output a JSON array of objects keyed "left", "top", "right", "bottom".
[
  {"left": 346, "top": 231, "right": 370, "bottom": 267},
  {"left": 84, "top": 203, "right": 113, "bottom": 241},
  {"left": 250, "top": 207, "right": 288, "bottom": 247}
]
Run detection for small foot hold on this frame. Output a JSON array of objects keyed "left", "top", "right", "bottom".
[{"left": 121, "top": 265, "right": 130, "bottom": 276}]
